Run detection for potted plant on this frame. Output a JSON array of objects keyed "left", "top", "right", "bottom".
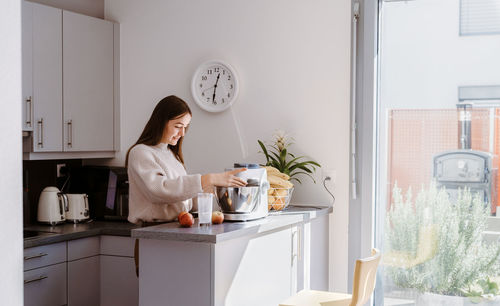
[
  {"left": 257, "top": 130, "right": 320, "bottom": 210},
  {"left": 384, "top": 182, "right": 500, "bottom": 305}
]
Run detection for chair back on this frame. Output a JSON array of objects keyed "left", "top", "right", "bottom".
[{"left": 349, "top": 248, "right": 381, "bottom": 306}]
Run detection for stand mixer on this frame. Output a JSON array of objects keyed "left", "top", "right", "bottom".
[{"left": 215, "top": 163, "right": 269, "bottom": 221}]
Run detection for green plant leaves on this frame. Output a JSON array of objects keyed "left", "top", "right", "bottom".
[
  {"left": 385, "top": 182, "right": 500, "bottom": 297},
  {"left": 257, "top": 138, "right": 321, "bottom": 184}
]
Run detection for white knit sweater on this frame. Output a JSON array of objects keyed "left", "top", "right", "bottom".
[{"left": 127, "top": 143, "right": 203, "bottom": 224}]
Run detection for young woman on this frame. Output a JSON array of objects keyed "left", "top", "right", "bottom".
[{"left": 125, "top": 95, "right": 246, "bottom": 225}]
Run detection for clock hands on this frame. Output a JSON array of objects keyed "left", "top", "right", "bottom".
[{"left": 212, "top": 73, "right": 220, "bottom": 104}]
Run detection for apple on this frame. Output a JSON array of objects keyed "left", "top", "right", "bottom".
[
  {"left": 212, "top": 211, "right": 224, "bottom": 224},
  {"left": 178, "top": 211, "right": 188, "bottom": 220},
  {"left": 179, "top": 212, "right": 194, "bottom": 227}
]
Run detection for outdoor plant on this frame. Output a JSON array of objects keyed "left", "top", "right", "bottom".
[
  {"left": 257, "top": 130, "right": 320, "bottom": 184},
  {"left": 385, "top": 181, "right": 500, "bottom": 297},
  {"left": 465, "top": 277, "right": 499, "bottom": 303}
]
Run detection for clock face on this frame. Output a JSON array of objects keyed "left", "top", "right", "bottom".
[{"left": 191, "top": 60, "right": 239, "bottom": 112}]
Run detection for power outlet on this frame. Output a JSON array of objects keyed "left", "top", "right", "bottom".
[
  {"left": 322, "top": 168, "right": 336, "bottom": 184},
  {"left": 56, "top": 163, "right": 66, "bottom": 178}
]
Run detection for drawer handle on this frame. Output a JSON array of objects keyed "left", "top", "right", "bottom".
[
  {"left": 24, "top": 253, "right": 48, "bottom": 261},
  {"left": 24, "top": 275, "right": 47, "bottom": 284}
]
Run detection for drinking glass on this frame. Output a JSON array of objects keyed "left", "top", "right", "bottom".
[{"left": 197, "top": 193, "right": 213, "bottom": 226}]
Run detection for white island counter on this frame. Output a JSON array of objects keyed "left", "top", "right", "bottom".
[{"left": 132, "top": 206, "right": 331, "bottom": 306}]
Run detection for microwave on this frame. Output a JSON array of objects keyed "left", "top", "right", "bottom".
[{"left": 68, "top": 166, "right": 129, "bottom": 221}]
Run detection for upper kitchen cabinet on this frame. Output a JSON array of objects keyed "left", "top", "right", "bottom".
[
  {"left": 30, "top": 2, "right": 64, "bottom": 152},
  {"left": 22, "top": 1, "right": 118, "bottom": 160},
  {"left": 63, "top": 11, "right": 114, "bottom": 152},
  {"left": 21, "top": 1, "right": 33, "bottom": 132}
]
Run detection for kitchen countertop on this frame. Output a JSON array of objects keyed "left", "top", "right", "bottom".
[
  {"left": 23, "top": 205, "right": 332, "bottom": 248},
  {"left": 23, "top": 220, "right": 140, "bottom": 249},
  {"left": 132, "top": 205, "right": 332, "bottom": 244}
]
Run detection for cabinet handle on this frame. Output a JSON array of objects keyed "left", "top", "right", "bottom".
[
  {"left": 24, "top": 275, "right": 48, "bottom": 284},
  {"left": 37, "top": 118, "right": 43, "bottom": 148},
  {"left": 24, "top": 253, "right": 48, "bottom": 261},
  {"left": 25, "top": 96, "right": 32, "bottom": 127},
  {"left": 297, "top": 227, "right": 301, "bottom": 261},
  {"left": 291, "top": 230, "right": 297, "bottom": 267},
  {"left": 67, "top": 120, "right": 72, "bottom": 148}
]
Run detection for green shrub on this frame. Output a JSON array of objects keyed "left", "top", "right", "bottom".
[{"left": 385, "top": 182, "right": 500, "bottom": 296}]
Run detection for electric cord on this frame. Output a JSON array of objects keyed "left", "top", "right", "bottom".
[{"left": 323, "top": 176, "right": 335, "bottom": 207}]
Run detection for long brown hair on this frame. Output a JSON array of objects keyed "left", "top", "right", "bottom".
[{"left": 125, "top": 95, "right": 192, "bottom": 167}]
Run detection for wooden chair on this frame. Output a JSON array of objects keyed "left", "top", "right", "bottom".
[
  {"left": 279, "top": 248, "right": 381, "bottom": 306},
  {"left": 383, "top": 225, "right": 438, "bottom": 268}
]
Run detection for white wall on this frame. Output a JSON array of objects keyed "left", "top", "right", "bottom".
[
  {"left": 104, "top": 0, "right": 351, "bottom": 291},
  {"left": 0, "top": 0, "right": 23, "bottom": 304}
]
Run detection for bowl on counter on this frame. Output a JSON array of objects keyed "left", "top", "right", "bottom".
[{"left": 215, "top": 186, "right": 261, "bottom": 213}]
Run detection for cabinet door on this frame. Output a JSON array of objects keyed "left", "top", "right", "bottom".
[
  {"left": 32, "top": 3, "right": 63, "bottom": 152},
  {"left": 68, "top": 256, "right": 100, "bottom": 306},
  {"left": 24, "top": 262, "right": 67, "bottom": 306},
  {"left": 22, "top": 1, "right": 33, "bottom": 131},
  {"left": 100, "top": 255, "right": 138, "bottom": 306},
  {"left": 63, "top": 11, "right": 114, "bottom": 152},
  {"left": 214, "top": 227, "right": 293, "bottom": 306}
]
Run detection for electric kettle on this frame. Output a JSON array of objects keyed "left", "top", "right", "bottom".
[{"left": 37, "top": 186, "right": 68, "bottom": 225}]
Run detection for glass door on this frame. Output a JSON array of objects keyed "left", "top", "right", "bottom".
[{"left": 374, "top": 0, "right": 500, "bottom": 305}]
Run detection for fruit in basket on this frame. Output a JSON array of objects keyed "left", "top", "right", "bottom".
[
  {"left": 268, "top": 175, "right": 294, "bottom": 189},
  {"left": 264, "top": 166, "right": 290, "bottom": 181},
  {"left": 264, "top": 166, "right": 294, "bottom": 211},
  {"left": 274, "top": 188, "right": 288, "bottom": 198},
  {"left": 268, "top": 195, "right": 276, "bottom": 209},
  {"left": 272, "top": 197, "right": 286, "bottom": 211}
]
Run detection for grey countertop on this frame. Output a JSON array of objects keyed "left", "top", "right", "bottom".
[
  {"left": 132, "top": 205, "right": 332, "bottom": 244},
  {"left": 23, "top": 220, "right": 140, "bottom": 249},
  {"left": 23, "top": 205, "right": 332, "bottom": 248}
]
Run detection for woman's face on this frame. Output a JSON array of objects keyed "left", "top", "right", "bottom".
[{"left": 161, "top": 113, "right": 192, "bottom": 146}]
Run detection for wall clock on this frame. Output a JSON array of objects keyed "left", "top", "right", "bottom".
[{"left": 191, "top": 60, "right": 239, "bottom": 112}]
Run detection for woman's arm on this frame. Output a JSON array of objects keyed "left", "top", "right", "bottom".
[
  {"left": 201, "top": 168, "right": 248, "bottom": 191},
  {"left": 129, "top": 148, "right": 202, "bottom": 204}
]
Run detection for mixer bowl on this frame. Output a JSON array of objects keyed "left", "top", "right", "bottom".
[{"left": 215, "top": 186, "right": 261, "bottom": 213}]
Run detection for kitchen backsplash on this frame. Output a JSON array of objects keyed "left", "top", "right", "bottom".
[{"left": 23, "top": 159, "right": 82, "bottom": 225}]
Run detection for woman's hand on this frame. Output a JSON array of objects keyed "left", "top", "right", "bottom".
[{"left": 201, "top": 168, "right": 248, "bottom": 191}]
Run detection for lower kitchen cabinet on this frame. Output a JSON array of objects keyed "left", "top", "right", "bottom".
[
  {"left": 100, "top": 255, "right": 138, "bottom": 306},
  {"left": 24, "top": 236, "right": 139, "bottom": 306},
  {"left": 100, "top": 236, "right": 138, "bottom": 306},
  {"left": 139, "top": 226, "right": 296, "bottom": 306},
  {"left": 24, "top": 262, "right": 67, "bottom": 306},
  {"left": 68, "top": 256, "right": 100, "bottom": 306},
  {"left": 67, "top": 236, "right": 100, "bottom": 306}
]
